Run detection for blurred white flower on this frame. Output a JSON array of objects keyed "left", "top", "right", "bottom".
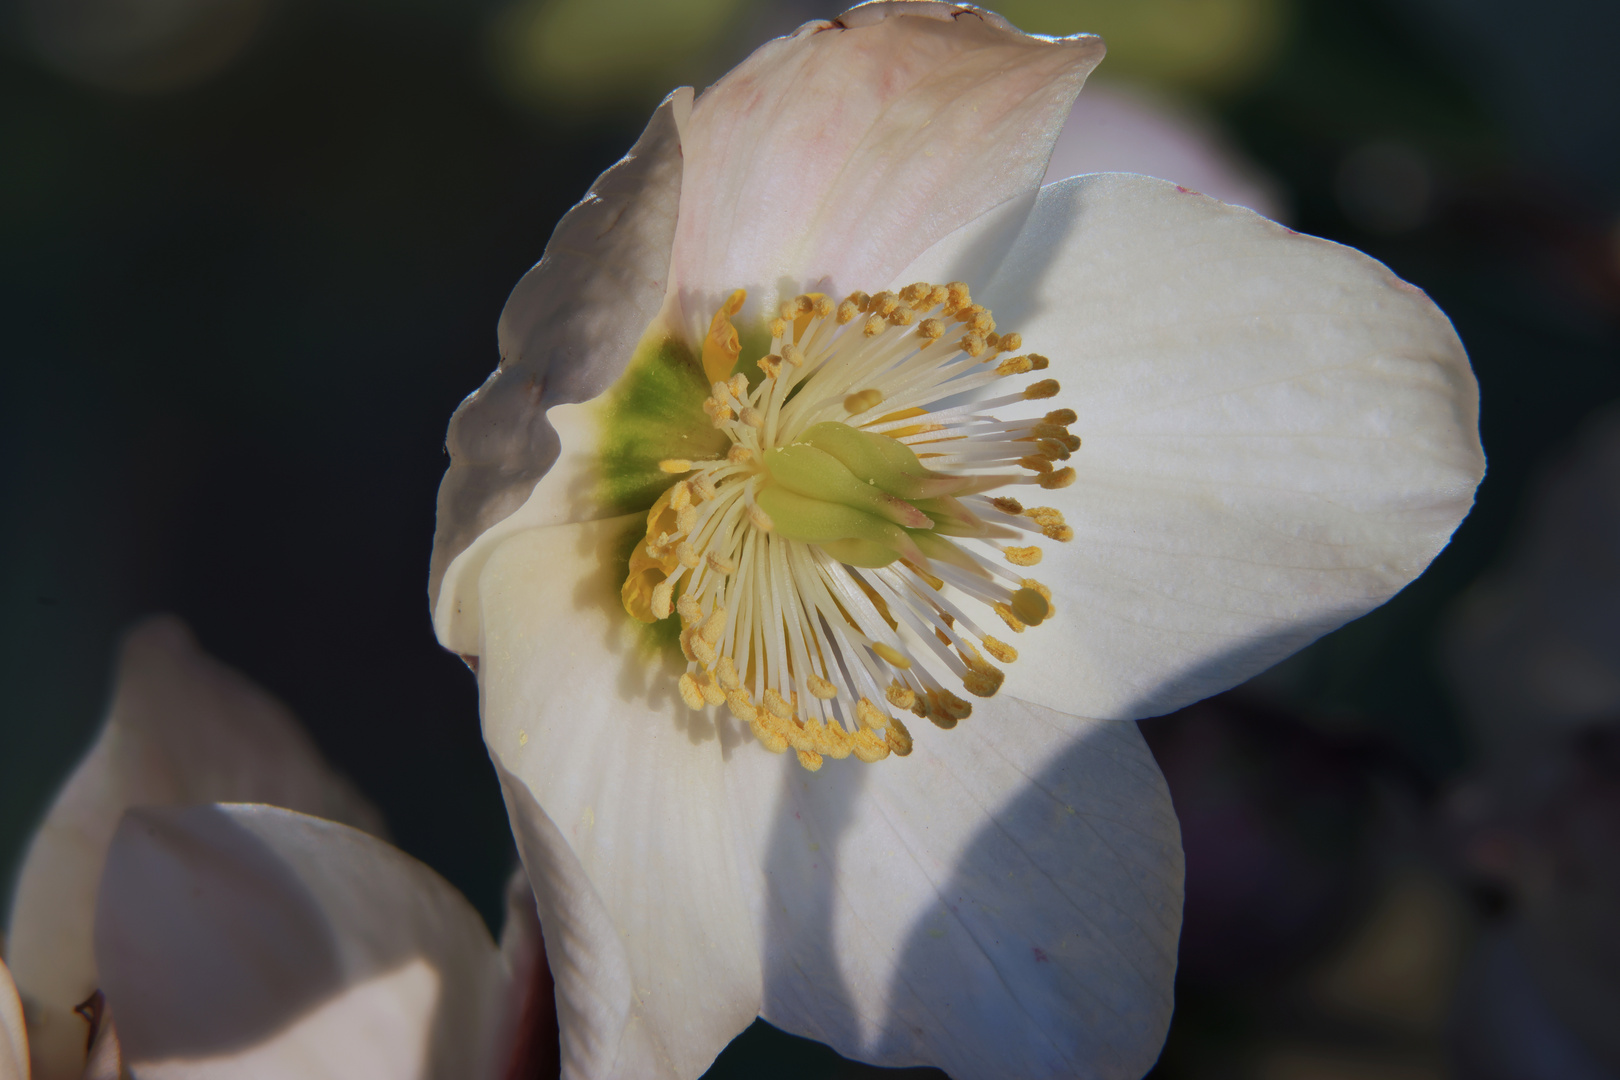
[
  {"left": 3, "top": 618, "right": 546, "bottom": 1080},
  {"left": 431, "top": 3, "right": 1484, "bottom": 1077}
]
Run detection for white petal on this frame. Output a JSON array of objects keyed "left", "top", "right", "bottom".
[
  {"left": 0, "top": 959, "right": 26, "bottom": 1080},
  {"left": 726, "top": 706, "right": 1181, "bottom": 1080},
  {"left": 430, "top": 87, "right": 691, "bottom": 610},
  {"left": 665, "top": 2, "right": 1104, "bottom": 342},
  {"left": 895, "top": 172, "right": 1484, "bottom": 720},
  {"left": 477, "top": 517, "right": 768, "bottom": 1079},
  {"left": 94, "top": 804, "right": 505, "bottom": 1080},
  {"left": 5, "top": 616, "right": 383, "bottom": 1080}
]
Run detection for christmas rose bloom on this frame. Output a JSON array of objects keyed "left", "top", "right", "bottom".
[
  {"left": 428, "top": 3, "right": 1485, "bottom": 1078},
  {"left": 4, "top": 618, "right": 549, "bottom": 1080}
]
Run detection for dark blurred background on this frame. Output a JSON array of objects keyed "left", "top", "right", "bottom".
[{"left": 2, "top": 0, "right": 1617, "bottom": 1077}]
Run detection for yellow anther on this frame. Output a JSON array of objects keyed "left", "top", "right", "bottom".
[
  {"left": 687, "top": 631, "right": 717, "bottom": 667},
  {"left": 851, "top": 729, "right": 890, "bottom": 763},
  {"left": 872, "top": 291, "right": 899, "bottom": 317},
  {"left": 1024, "top": 379, "right": 1060, "bottom": 399},
  {"left": 701, "top": 677, "right": 727, "bottom": 707},
  {"left": 739, "top": 407, "right": 766, "bottom": 429},
  {"left": 1029, "top": 354, "right": 1050, "bottom": 370},
  {"left": 779, "top": 300, "right": 798, "bottom": 320},
  {"left": 796, "top": 748, "right": 824, "bottom": 771},
  {"left": 699, "top": 607, "right": 727, "bottom": 645},
  {"left": 989, "top": 496, "right": 1024, "bottom": 515},
  {"left": 844, "top": 388, "right": 884, "bottom": 415},
  {"left": 1026, "top": 506, "right": 1064, "bottom": 527},
  {"left": 1045, "top": 408, "right": 1077, "bottom": 425},
  {"left": 747, "top": 503, "right": 773, "bottom": 531},
  {"left": 669, "top": 483, "right": 693, "bottom": 513},
  {"left": 763, "top": 687, "right": 793, "bottom": 720},
  {"left": 962, "top": 665, "right": 1004, "bottom": 698},
  {"left": 970, "top": 311, "right": 995, "bottom": 335},
  {"left": 716, "top": 655, "right": 740, "bottom": 690},
  {"left": 1031, "top": 424, "right": 1069, "bottom": 440},
  {"left": 728, "top": 373, "right": 749, "bottom": 398},
  {"left": 981, "top": 636, "right": 1017, "bottom": 663},
  {"left": 927, "top": 284, "right": 949, "bottom": 307},
  {"left": 725, "top": 687, "right": 757, "bottom": 723},
  {"left": 702, "top": 288, "right": 746, "bottom": 385},
  {"left": 781, "top": 343, "right": 805, "bottom": 367},
  {"left": 758, "top": 354, "right": 782, "bottom": 378},
  {"left": 813, "top": 294, "right": 834, "bottom": 318},
  {"left": 1044, "top": 524, "right": 1074, "bottom": 542},
  {"left": 1039, "top": 467, "right": 1076, "bottom": 489},
  {"left": 936, "top": 689, "right": 973, "bottom": 721},
  {"left": 918, "top": 318, "right": 945, "bottom": 342},
  {"left": 845, "top": 290, "right": 871, "bottom": 310},
  {"left": 818, "top": 721, "right": 853, "bottom": 759},
  {"left": 676, "top": 506, "right": 698, "bottom": 534},
  {"left": 807, "top": 674, "right": 838, "bottom": 699},
  {"left": 676, "top": 541, "right": 701, "bottom": 568},
  {"left": 855, "top": 697, "right": 890, "bottom": 730},
  {"left": 888, "top": 306, "right": 915, "bottom": 327},
  {"left": 885, "top": 683, "right": 917, "bottom": 710},
  {"left": 836, "top": 299, "right": 859, "bottom": 324},
  {"left": 751, "top": 717, "right": 789, "bottom": 754},
  {"left": 863, "top": 313, "right": 885, "bottom": 337},
  {"left": 985, "top": 333, "right": 1001, "bottom": 350},
  {"left": 1036, "top": 439, "right": 1070, "bottom": 461},
  {"left": 872, "top": 642, "right": 912, "bottom": 670},
  {"left": 659, "top": 459, "right": 693, "bottom": 474},
  {"left": 993, "top": 602, "right": 1026, "bottom": 634},
  {"left": 1017, "top": 455, "right": 1054, "bottom": 474},
  {"left": 959, "top": 333, "right": 986, "bottom": 357},
  {"left": 727, "top": 444, "right": 753, "bottom": 464},
  {"left": 651, "top": 581, "right": 674, "bottom": 620},
  {"left": 706, "top": 551, "right": 735, "bottom": 574},
  {"left": 945, "top": 281, "right": 971, "bottom": 309},
  {"left": 885, "top": 717, "right": 914, "bottom": 757},
  {"left": 1015, "top": 581, "right": 1053, "bottom": 624},
  {"left": 1003, "top": 546, "right": 1042, "bottom": 566},
  {"left": 770, "top": 317, "right": 787, "bottom": 338},
  {"left": 998, "top": 332, "right": 1022, "bottom": 352},
  {"left": 899, "top": 282, "right": 931, "bottom": 305},
  {"left": 692, "top": 473, "right": 717, "bottom": 501},
  {"left": 995, "top": 355, "right": 1033, "bottom": 376},
  {"left": 678, "top": 673, "right": 707, "bottom": 710}
]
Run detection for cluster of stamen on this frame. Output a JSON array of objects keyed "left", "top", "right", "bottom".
[{"left": 621, "top": 281, "right": 1081, "bottom": 771}]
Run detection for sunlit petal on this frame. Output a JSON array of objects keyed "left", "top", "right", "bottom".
[
  {"left": 895, "top": 172, "right": 1483, "bottom": 720},
  {"left": 478, "top": 516, "right": 769, "bottom": 1079},
  {"left": 727, "top": 704, "right": 1180, "bottom": 1080},
  {"left": 665, "top": 2, "right": 1104, "bottom": 343}
]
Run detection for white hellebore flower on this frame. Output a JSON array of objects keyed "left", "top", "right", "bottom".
[
  {"left": 429, "top": 3, "right": 1485, "bottom": 1078},
  {"left": 4, "top": 617, "right": 548, "bottom": 1080}
]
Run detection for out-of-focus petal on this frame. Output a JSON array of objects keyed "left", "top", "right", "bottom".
[
  {"left": 94, "top": 804, "right": 504, "bottom": 1080},
  {"left": 430, "top": 87, "right": 691, "bottom": 610},
  {"left": 726, "top": 706, "right": 1181, "bottom": 1080},
  {"left": 665, "top": 1, "right": 1104, "bottom": 344},
  {"left": 0, "top": 959, "right": 25, "bottom": 1080},
  {"left": 5, "top": 616, "right": 382, "bottom": 1080},
  {"left": 490, "top": 870, "right": 559, "bottom": 1080},
  {"left": 1041, "top": 82, "right": 1285, "bottom": 220},
  {"left": 478, "top": 516, "right": 767, "bottom": 1079},
  {"left": 895, "top": 172, "right": 1483, "bottom": 721}
]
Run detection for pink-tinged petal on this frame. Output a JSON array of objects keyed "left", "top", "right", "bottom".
[
  {"left": 893, "top": 172, "right": 1484, "bottom": 721},
  {"left": 725, "top": 706, "right": 1180, "bottom": 1080},
  {"left": 665, "top": 2, "right": 1104, "bottom": 345},
  {"left": 5, "top": 617, "right": 382, "bottom": 1080},
  {"left": 94, "top": 804, "right": 505, "bottom": 1080},
  {"left": 0, "top": 960, "right": 25, "bottom": 1080},
  {"left": 430, "top": 88, "right": 691, "bottom": 610},
  {"left": 477, "top": 516, "right": 768, "bottom": 1079},
  {"left": 491, "top": 871, "right": 560, "bottom": 1080}
]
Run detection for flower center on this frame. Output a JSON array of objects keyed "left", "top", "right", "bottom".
[{"left": 621, "top": 281, "right": 1078, "bottom": 771}]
